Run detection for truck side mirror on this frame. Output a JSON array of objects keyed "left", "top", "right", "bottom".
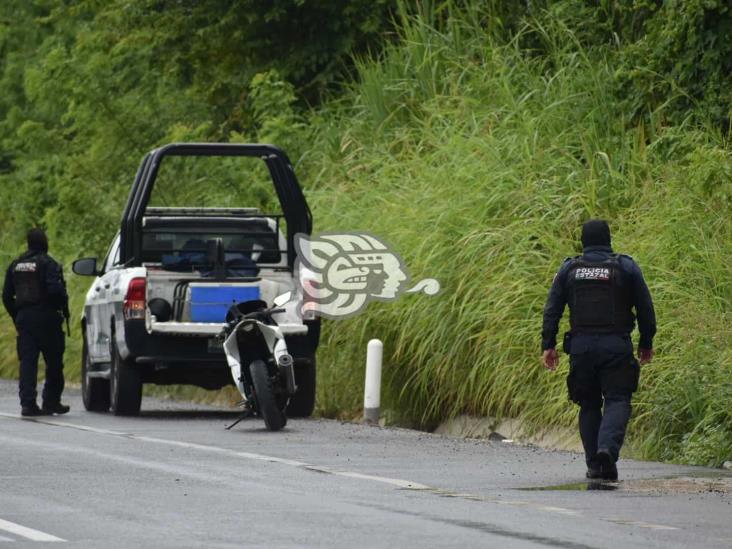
[{"left": 72, "top": 258, "right": 99, "bottom": 276}]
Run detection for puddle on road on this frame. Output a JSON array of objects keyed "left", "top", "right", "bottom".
[
  {"left": 520, "top": 475, "right": 732, "bottom": 495},
  {"left": 521, "top": 481, "right": 619, "bottom": 492}
]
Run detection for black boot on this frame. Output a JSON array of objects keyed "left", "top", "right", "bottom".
[
  {"left": 586, "top": 458, "right": 603, "bottom": 479},
  {"left": 596, "top": 448, "right": 618, "bottom": 481},
  {"left": 42, "top": 402, "right": 70, "bottom": 415},
  {"left": 21, "top": 404, "right": 48, "bottom": 417},
  {"left": 586, "top": 466, "right": 603, "bottom": 479}
]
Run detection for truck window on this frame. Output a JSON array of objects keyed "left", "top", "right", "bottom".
[
  {"left": 102, "top": 234, "right": 121, "bottom": 273},
  {"left": 140, "top": 222, "right": 281, "bottom": 267}
]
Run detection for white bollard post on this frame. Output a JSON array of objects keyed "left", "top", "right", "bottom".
[{"left": 363, "top": 339, "right": 383, "bottom": 424}]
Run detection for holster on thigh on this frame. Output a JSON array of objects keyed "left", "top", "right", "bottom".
[
  {"left": 566, "top": 365, "right": 581, "bottom": 404},
  {"left": 567, "top": 353, "right": 603, "bottom": 405},
  {"left": 566, "top": 364, "right": 598, "bottom": 405},
  {"left": 601, "top": 356, "right": 640, "bottom": 395}
]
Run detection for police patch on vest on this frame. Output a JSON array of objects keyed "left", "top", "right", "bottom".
[
  {"left": 14, "top": 262, "right": 37, "bottom": 272},
  {"left": 574, "top": 267, "right": 609, "bottom": 280}
]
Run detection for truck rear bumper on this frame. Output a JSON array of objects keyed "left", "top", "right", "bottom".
[{"left": 123, "top": 320, "right": 227, "bottom": 367}]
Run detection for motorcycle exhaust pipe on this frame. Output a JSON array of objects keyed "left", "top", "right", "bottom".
[{"left": 278, "top": 354, "right": 297, "bottom": 395}]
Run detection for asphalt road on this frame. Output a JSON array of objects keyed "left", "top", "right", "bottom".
[{"left": 0, "top": 379, "right": 730, "bottom": 548}]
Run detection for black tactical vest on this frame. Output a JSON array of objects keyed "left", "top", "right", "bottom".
[
  {"left": 566, "top": 254, "right": 634, "bottom": 334},
  {"left": 11, "top": 253, "right": 48, "bottom": 308}
]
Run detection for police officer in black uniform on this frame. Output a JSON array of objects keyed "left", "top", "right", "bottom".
[
  {"left": 2, "top": 228, "right": 70, "bottom": 416},
  {"left": 541, "top": 220, "right": 655, "bottom": 480}
]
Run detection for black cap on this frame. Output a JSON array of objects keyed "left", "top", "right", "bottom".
[
  {"left": 581, "top": 219, "right": 611, "bottom": 248},
  {"left": 27, "top": 228, "right": 48, "bottom": 253}
]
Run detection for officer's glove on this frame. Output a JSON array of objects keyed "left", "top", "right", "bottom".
[
  {"left": 638, "top": 347, "right": 653, "bottom": 365},
  {"left": 542, "top": 348, "right": 559, "bottom": 371}
]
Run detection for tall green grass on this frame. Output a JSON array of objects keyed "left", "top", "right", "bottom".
[{"left": 306, "top": 6, "right": 732, "bottom": 465}]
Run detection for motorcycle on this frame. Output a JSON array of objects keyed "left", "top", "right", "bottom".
[{"left": 221, "top": 292, "right": 307, "bottom": 431}]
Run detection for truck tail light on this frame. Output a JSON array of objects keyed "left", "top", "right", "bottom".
[
  {"left": 123, "top": 277, "right": 146, "bottom": 320},
  {"left": 300, "top": 276, "right": 319, "bottom": 320}
]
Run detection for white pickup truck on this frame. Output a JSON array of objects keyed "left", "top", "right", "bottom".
[{"left": 72, "top": 144, "right": 320, "bottom": 416}]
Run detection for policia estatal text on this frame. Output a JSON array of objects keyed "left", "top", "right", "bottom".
[
  {"left": 541, "top": 220, "right": 656, "bottom": 481},
  {"left": 2, "top": 229, "right": 70, "bottom": 416}
]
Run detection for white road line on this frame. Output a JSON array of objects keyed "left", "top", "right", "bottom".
[
  {"left": 0, "top": 534, "right": 15, "bottom": 542},
  {"left": 0, "top": 518, "right": 65, "bottom": 542},
  {"left": 328, "top": 470, "right": 430, "bottom": 490},
  {"left": 132, "top": 435, "right": 311, "bottom": 467},
  {"left": 0, "top": 413, "right": 679, "bottom": 531},
  {"left": 605, "top": 518, "right": 679, "bottom": 531},
  {"left": 0, "top": 413, "right": 129, "bottom": 436}
]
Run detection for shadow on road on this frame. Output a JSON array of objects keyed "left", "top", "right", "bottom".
[
  {"left": 137, "top": 410, "right": 241, "bottom": 420},
  {"left": 135, "top": 409, "right": 304, "bottom": 433}
]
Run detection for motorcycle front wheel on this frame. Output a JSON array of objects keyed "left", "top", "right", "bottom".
[{"left": 250, "top": 360, "right": 287, "bottom": 431}]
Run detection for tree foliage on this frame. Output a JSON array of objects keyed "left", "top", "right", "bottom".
[{"left": 0, "top": 0, "right": 395, "bottom": 256}]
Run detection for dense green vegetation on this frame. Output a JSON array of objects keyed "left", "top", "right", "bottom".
[{"left": 1, "top": 1, "right": 731, "bottom": 466}]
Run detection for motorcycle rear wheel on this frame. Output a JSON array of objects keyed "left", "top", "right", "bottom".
[{"left": 250, "top": 360, "right": 287, "bottom": 431}]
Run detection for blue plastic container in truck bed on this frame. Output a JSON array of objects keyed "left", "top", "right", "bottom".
[{"left": 189, "top": 283, "right": 260, "bottom": 322}]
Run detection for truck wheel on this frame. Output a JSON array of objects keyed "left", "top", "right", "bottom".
[
  {"left": 286, "top": 359, "right": 316, "bottom": 418},
  {"left": 109, "top": 337, "right": 142, "bottom": 416},
  {"left": 81, "top": 335, "right": 110, "bottom": 412},
  {"left": 250, "top": 360, "right": 286, "bottom": 431}
]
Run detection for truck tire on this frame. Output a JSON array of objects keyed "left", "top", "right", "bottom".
[
  {"left": 250, "top": 360, "right": 286, "bottom": 431},
  {"left": 81, "top": 334, "right": 110, "bottom": 412},
  {"left": 109, "top": 336, "right": 142, "bottom": 416},
  {"left": 286, "top": 359, "right": 316, "bottom": 418}
]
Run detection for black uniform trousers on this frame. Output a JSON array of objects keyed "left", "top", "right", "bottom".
[
  {"left": 15, "top": 308, "right": 65, "bottom": 408},
  {"left": 567, "top": 351, "right": 639, "bottom": 467}
]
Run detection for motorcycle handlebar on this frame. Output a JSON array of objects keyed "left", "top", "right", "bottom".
[
  {"left": 239, "top": 307, "right": 286, "bottom": 321},
  {"left": 221, "top": 306, "right": 290, "bottom": 338}
]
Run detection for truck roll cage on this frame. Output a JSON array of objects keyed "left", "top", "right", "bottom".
[{"left": 119, "top": 143, "right": 313, "bottom": 269}]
